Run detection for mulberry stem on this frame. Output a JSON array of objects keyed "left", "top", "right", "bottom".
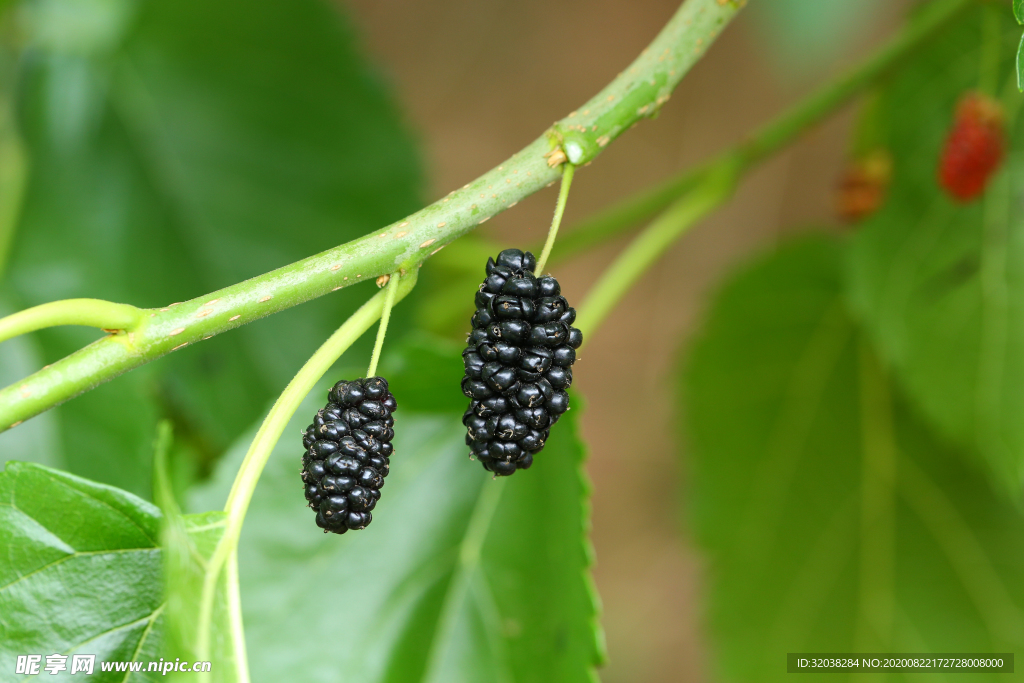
[
  {"left": 197, "top": 269, "right": 418, "bottom": 665},
  {"left": 534, "top": 163, "right": 575, "bottom": 276},
  {"left": 366, "top": 271, "right": 400, "bottom": 378},
  {"left": 575, "top": 158, "right": 740, "bottom": 339}
]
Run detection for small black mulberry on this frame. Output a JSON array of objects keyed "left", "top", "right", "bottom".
[
  {"left": 300, "top": 376, "right": 397, "bottom": 534},
  {"left": 462, "top": 248, "right": 582, "bottom": 476}
]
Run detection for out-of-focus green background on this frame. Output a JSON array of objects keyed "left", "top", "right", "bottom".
[{"left": 5, "top": 0, "right": 1024, "bottom": 681}]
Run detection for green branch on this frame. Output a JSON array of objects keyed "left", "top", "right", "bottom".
[
  {"left": 0, "top": 0, "right": 745, "bottom": 432},
  {"left": 553, "top": 0, "right": 975, "bottom": 267},
  {"left": 575, "top": 158, "right": 739, "bottom": 337},
  {"left": 0, "top": 299, "right": 145, "bottom": 345},
  {"left": 198, "top": 268, "right": 418, "bottom": 664},
  {"left": 574, "top": 0, "right": 974, "bottom": 335}
]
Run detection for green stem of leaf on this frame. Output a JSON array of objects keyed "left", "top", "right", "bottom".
[
  {"left": 0, "top": 0, "right": 746, "bottom": 432},
  {"left": 196, "top": 269, "right": 418, "bottom": 668},
  {"left": 152, "top": 420, "right": 176, "bottom": 515},
  {"left": 0, "top": 100, "right": 26, "bottom": 281},
  {"left": 573, "top": 0, "right": 973, "bottom": 340},
  {"left": 0, "top": 298, "right": 145, "bottom": 345},
  {"left": 574, "top": 158, "right": 740, "bottom": 339},
  {"left": 366, "top": 271, "right": 401, "bottom": 378},
  {"left": 534, "top": 163, "right": 575, "bottom": 275},
  {"left": 552, "top": 0, "right": 974, "bottom": 270}
]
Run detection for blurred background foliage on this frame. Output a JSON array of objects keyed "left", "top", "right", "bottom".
[
  {"left": 0, "top": 0, "right": 422, "bottom": 497},
  {"left": 3, "top": 0, "right": 1024, "bottom": 682}
]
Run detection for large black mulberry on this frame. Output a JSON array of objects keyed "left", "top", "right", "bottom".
[
  {"left": 300, "top": 376, "right": 397, "bottom": 534},
  {"left": 462, "top": 248, "right": 582, "bottom": 476}
]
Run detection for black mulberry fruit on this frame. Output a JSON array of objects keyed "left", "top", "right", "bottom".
[
  {"left": 300, "top": 376, "right": 397, "bottom": 534},
  {"left": 462, "top": 248, "right": 582, "bottom": 475}
]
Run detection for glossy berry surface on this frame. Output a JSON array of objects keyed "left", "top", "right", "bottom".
[
  {"left": 300, "top": 376, "right": 397, "bottom": 534},
  {"left": 938, "top": 92, "right": 1005, "bottom": 202},
  {"left": 462, "top": 248, "right": 582, "bottom": 476}
]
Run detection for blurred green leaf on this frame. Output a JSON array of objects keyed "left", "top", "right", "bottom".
[
  {"left": 189, "top": 352, "right": 602, "bottom": 682},
  {"left": 414, "top": 235, "right": 504, "bottom": 340},
  {"left": 377, "top": 333, "right": 467, "bottom": 414},
  {"left": 747, "top": 0, "right": 890, "bottom": 81},
  {"left": 685, "top": 237, "right": 1024, "bottom": 682},
  {"left": 846, "top": 6, "right": 1024, "bottom": 496},
  {"left": 1014, "top": 0, "right": 1024, "bottom": 25},
  {"left": 0, "top": 460, "right": 164, "bottom": 680},
  {"left": 5, "top": 0, "right": 421, "bottom": 497}
]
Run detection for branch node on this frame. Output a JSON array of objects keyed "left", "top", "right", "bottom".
[{"left": 544, "top": 148, "right": 568, "bottom": 168}]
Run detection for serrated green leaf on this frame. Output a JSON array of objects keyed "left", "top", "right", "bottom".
[
  {"left": 0, "top": 461, "right": 164, "bottom": 681},
  {"left": 846, "top": 6, "right": 1024, "bottom": 496},
  {"left": 4, "top": 0, "right": 420, "bottom": 497},
  {"left": 153, "top": 421, "right": 235, "bottom": 683},
  {"left": 189, "top": 349, "right": 603, "bottom": 682},
  {"left": 161, "top": 510, "right": 232, "bottom": 683},
  {"left": 686, "top": 237, "right": 1024, "bottom": 683},
  {"left": 1014, "top": 0, "right": 1024, "bottom": 25}
]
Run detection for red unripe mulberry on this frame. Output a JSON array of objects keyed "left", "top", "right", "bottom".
[
  {"left": 938, "top": 92, "right": 1006, "bottom": 202},
  {"left": 836, "top": 149, "right": 892, "bottom": 222}
]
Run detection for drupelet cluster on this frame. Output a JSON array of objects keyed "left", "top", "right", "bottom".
[
  {"left": 939, "top": 91, "right": 1006, "bottom": 202},
  {"left": 461, "top": 248, "right": 582, "bottom": 476},
  {"left": 300, "top": 377, "right": 397, "bottom": 533}
]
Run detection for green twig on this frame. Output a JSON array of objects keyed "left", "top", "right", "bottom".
[
  {"left": 552, "top": 0, "right": 974, "bottom": 266},
  {"left": 535, "top": 163, "right": 575, "bottom": 275},
  {"left": 549, "top": 166, "right": 703, "bottom": 263},
  {"left": 574, "top": 158, "right": 740, "bottom": 338},
  {"left": 572, "top": 0, "right": 974, "bottom": 336},
  {"left": 0, "top": 0, "right": 745, "bottom": 432},
  {"left": 197, "top": 269, "right": 417, "bottom": 665},
  {"left": 0, "top": 298, "right": 145, "bottom": 345},
  {"left": 366, "top": 271, "right": 400, "bottom": 378}
]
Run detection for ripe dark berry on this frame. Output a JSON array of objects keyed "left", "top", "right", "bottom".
[
  {"left": 300, "top": 376, "right": 397, "bottom": 534},
  {"left": 462, "top": 248, "right": 582, "bottom": 476},
  {"left": 938, "top": 92, "right": 1005, "bottom": 202}
]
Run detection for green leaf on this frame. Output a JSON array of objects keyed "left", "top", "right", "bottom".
[
  {"left": 377, "top": 333, "right": 468, "bottom": 414},
  {"left": 161, "top": 510, "right": 232, "bottom": 682},
  {"left": 153, "top": 420, "right": 236, "bottom": 682},
  {"left": 1014, "top": 0, "right": 1024, "bottom": 25},
  {"left": 746, "top": 0, "right": 890, "bottom": 80},
  {"left": 5, "top": 0, "right": 421, "bottom": 496},
  {"left": 190, "top": 361, "right": 603, "bottom": 682},
  {"left": 0, "top": 460, "right": 164, "bottom": 680},
  {"left": 685, "top": 237, "right": 1024, "bottom": 682},
  {"left": 846, "top": 6, "right": 1024, "bottom": 495}
]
